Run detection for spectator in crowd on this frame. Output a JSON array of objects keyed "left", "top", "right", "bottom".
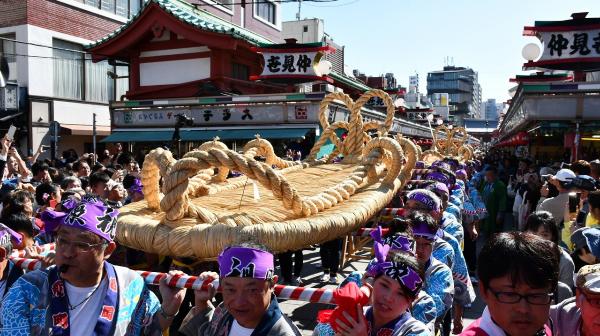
[
  {"left": 590, "top": 160, "right": 600, "bottom": 180},
  {"left": 524, "top": 211, "right": 575, "bottom": 301},
  {"left": 106, "top": 180, "right": 126, "bottom": 207},
  {"left": 571, "top": 160, "right": 592, "bottom": 176},
  {"left": 60, "top": 175, "right": 81, "bottom": 191},
  {"left": 73, "top": 160, "right": 91, "bottom": 178},
  {"left": 536, "top": 169, "right": 576, "bottom": 228},
  {"left": 462, "top": 232, "right": 558, "bottom": 336},
  {"left": 1, "top": 189, "right": 34, "bottom": 220},
  {"left": 551, "top": 263, "right": 600, "bottom": 336},
  {"left": 89, "top": 172, "right": 110, "bottom": 199},
  {"left": 571, "top": 228, "right": 600, "bottom": 273},
  {"left": 179, "top": 243, "right": 301, "bottom": 335},
  {"left": 478, "top": 166, "right": 507, "bottom": 251},
  {"left": 34, "top": 182, "right": 61, "bottom": 213},
  {"left": 29, "top": 162, "right": 51, "bottom": 187}
]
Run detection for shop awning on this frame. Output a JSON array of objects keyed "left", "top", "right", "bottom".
[
  {"left": 101, "top": 128, "right": 313, "bottom": 143},
  {"left": 61, "top": 124, "right": 111, "bottom": 136}
]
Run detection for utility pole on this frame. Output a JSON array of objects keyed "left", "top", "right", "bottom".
[
  {"left": 296, "top": 0, "right": 302, "bottom": 20},
  {"left": 92, "top": 113, "right": 97, "bottom": 165}
]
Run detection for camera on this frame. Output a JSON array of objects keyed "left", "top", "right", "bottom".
[
  {"left": 41, "top": 145, "right": 51, "bottom": 151},
  {"left": 175, "top": 114, "right": 194, "bottom": 127}
]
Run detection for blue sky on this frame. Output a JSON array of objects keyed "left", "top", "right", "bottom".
[{"left": 281, "top": 0, "right": 600, "bottom": 102}]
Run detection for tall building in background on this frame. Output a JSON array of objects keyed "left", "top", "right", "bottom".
[
  {"left": 484, "top": 99, "right": 503, "bottom": 121},
  {"left": 426, "top": 66, "right": 482, "bottom": 125}
]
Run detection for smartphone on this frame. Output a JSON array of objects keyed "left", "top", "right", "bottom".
[{"left": 6, "top": 125, "right": 16, "bottom": 141}]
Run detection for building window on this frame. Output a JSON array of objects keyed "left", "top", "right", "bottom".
[
  {"left": 85, "top": 54, "right": 114, "bottom": 103},
  {"left": 82, "top": 0, "right": 143, "bottom": 18},
  {"left": 303, "top": 25, "right": 308, "bottom": 32},
  {"left": 255, "top": 0, "right": 276, "bottom": 25},
  {"left": 232, "top": 63, "right": 249, "bottom": 80},
  {"left": 53, "top": 39, "right": 117, "bottom": 103},
  {"left": 214, "top": 0, "right": 233, "bottom": 10},
  {"left": 53, "top": 39, "right": 84, "bottom": 100},
  {"left": 0, "top": 34, "right": 17, "bottom": 82}
]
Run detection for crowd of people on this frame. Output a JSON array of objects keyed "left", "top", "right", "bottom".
[{"left": 1, "top": 132, "right": 600, "bottom": 335}]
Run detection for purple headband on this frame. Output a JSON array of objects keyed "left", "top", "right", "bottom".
[
  {"left": 427, "top": 181, "right": 449, "bottom": 198},
  {"left": 0, "top": 224, "right": 22, "bottom": 246},
  {"left": 128, "top": 178, "right": 143, "bottom": 195},
  {"left": 370, "top": 226, "right": 416, "bottom": 256},
  {"left": 426, "top": 171, "right": 449, "bottom": 185},
  {"left": 412, "top": 218, "right": 442, "bottom": 241},
  {"left": 41, "top": 195, "right": 119, "bottom": 242},
  {"left": 218, "top": 246, "right": 275, "bottom": 280},
  {"left": 365, "top": 241, "right": 423, "bottom": 297},
  {"left": 406, "top": 190, "right": 441, "bottom": 214}
]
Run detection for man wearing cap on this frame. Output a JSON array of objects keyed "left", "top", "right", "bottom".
[
  {"left": 179, "top": 242, "right": 301, "bottom": 336},
  {"left": 550, "top": 264, "right": 600, "bottom": 335},
  {"left": 0, "top": 195, "right": 187, "bottom": 335},
  {"left": 536, "top": 168, "right": 576, "bottom": 228}
]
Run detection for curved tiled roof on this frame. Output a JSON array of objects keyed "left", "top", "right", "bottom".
[{"left": 86, "top": 0, "right": 274, "bottom": 49}]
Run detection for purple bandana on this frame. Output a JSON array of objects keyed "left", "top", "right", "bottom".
[
  {"left": 218, "top": 246, "right": 275, "bottom": 280},
  {"left": 456, "top": 169, "right": 467, "bottom": 178},
  {"left": 406, "top": 190, "right": 441, "bottom": 214},
  {"left": 426, "top": 181, "right": 449, "bottom": 198},
  {"left": 415, "top": 161, "right": 425, "bottom": 169},
  {"left": 0, "top": 224, "right": 22, "bottom": 247},
  {"left": 425, "top": 171, "right": 449, "bottom": 186},
  {"left": 365, "top": 241, "right": 423, "bottom": 297},
  {"left": 412, "top": 217, "right": 442, "bottom": 241},
  {"left": 370, "top": 226, "right": 416, "bottom": 255},
  {"left": 128, "top": 178, "right": 143, "bottom": 196},
  {"left": 41, "top": 195, "right": 119, "bottom": 242}
]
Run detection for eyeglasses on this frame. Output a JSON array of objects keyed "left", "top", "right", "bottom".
[
  {"left": 55, "top": 236, "right": 106, "bottom": 253},
  {"left": 488, "top": 288, "right": 553, "bottom": 305}
]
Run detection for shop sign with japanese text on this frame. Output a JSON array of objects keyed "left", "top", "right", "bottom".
[
  {"left": 538, "top": 30, "right": 600, "bottom": 61},
  {"left": 112, "top": 104, "right": 320, "bottom": 127}
]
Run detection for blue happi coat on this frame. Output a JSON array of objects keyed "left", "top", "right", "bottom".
[{"left": 0, "top": 264, "right": 161, "bottom": 335}]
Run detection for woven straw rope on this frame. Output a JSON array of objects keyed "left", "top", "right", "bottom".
[{"left": 120, "top": 89, "right": 417, "bottom": 258}]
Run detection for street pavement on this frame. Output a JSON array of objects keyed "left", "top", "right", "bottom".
[{"left": 277, "top": 248, "right": 485, "bottom": 335}]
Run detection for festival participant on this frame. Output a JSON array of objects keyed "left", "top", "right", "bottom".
[
  {"left": 179, "top": 242, "right": 302, "bottom": 336},
  {"left": 330, "top": 243, "right": 430, "bottom": 335},
  {"left": 0, "top": 225, "right": 23, "bottom": 299},
  {"left": 461, "top": 232, "right": 559, "bottom": 336},
  {"left": 425, "top": 183, "right": 476, "bottom": 333},
  {"left": 551, "top": 263, "right": 600, "bottom": 335},
  {"left": 0, "top": 195, "right": 186, "bottom": 335},
  {"left": 403, "top": 204, "right": 454, "bottom": 327}
]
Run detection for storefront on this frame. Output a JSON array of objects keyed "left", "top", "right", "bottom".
[{"left": 497, "top": 12, "right": 600, "bottom": 162}]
